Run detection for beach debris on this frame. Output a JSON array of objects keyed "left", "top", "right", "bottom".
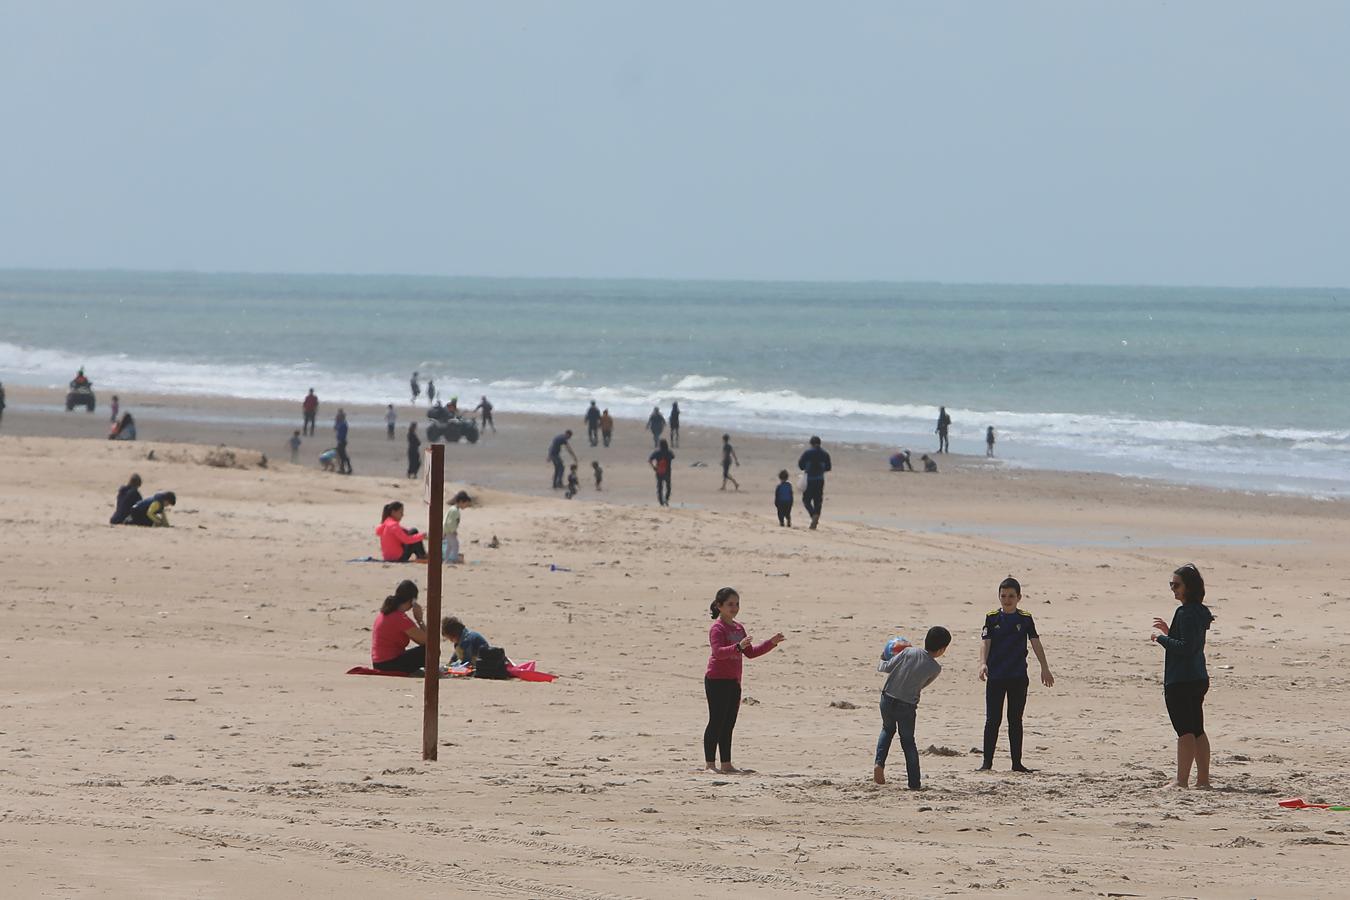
[
  {"left": 203, "top": 446, "right": 240, "bottom": 468},
  {"left": 146, "top": 450, "right": 156, "bottom": 460},
  {"left": 741, "top": 696, "right": 760, "bottom": 706},
  {"left": 488, "top": 535, "right": 500, "bottom": 549},
  {"left": 922, "top": 745, "right": 962, "bottom": 757},
  {"left": 764, "top": 572, "right": 790, "bottom": 578},
  {"left": 163, "top": 734, "right": 176, "bottom": 740},
  {"left": 829, "top": 700, "right": 859, "bottom": 710},
  {"left": 549, "top": 564, "right": 571, "bottom": 572}
]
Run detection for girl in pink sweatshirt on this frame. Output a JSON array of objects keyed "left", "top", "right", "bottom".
[{"left": 704, "top": 587, "right": 784, "bottom": 773}]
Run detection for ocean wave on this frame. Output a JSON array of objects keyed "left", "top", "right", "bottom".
[{"left": 4, "top": 339, "right": 1349, "bottom": 494}]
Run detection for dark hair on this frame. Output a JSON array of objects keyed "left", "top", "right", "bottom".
[
  {"left": 659, "top": 438, "right": 670, "bottom": 451},
  {"left": 809, "top": 435, "right": 821, "bottom": 446},
  {"left": 128, "top": 473, "right": 142, "bottom": 488},
  {"left": 709, "top": 586, "right": 739, "bottom": 619},
  {"left": 1173, "top": 563, "right": 1206, "bottom": 604},
  {"left": 722, "top": 434, "right": 730, "bottom": 441},
  {"left": 452, "top": 491, "right": 471, "bottom": 504},
  {"left": 380, "top": 579, "right": 419, "bottom": 614},
  {"left": 778, "top": 469, "right": 789, "bottom": 480},
  {"left": 924, "top": 626, "right": 952, "bottom": 653},
  {"left": 999, "top": 577, "right": 1021, "bottom": 595},
  {"left": 564, "top": 429, "right": 572, "bottom": 437},
  {"left": 442, "top": 615, "right": 464, "bottom": 638},
  {"left": 381, "top": 501, "right": 403, "bottom": 520},
  {"left": 161, "top": 491, "right": 176, "bottom": 505}
]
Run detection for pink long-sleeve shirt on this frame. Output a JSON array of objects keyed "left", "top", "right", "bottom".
[
  {"left": 706, "top": 618, "right": 775, "bottom": 681},
  {"left": 376, "top": 517, "right": 425, "bottom": 561}
]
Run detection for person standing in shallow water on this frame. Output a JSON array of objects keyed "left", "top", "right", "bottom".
[
  {"left": 410, "top": 372, "right": 421, "bottom": 405},
  {"left": 979, "top": 577, "right": 1053, "bottom": 773},
  {"left": 936, "top": 406, "right": 951, "bottom": 454},
  {"left": 1151, "top": 563, "right": 1215, "bottom": 789},
  {"left": 986, "top": 426, "right": 996, "bottom": 457}
]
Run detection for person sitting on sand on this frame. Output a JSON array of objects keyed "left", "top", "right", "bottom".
[
  {"left": 371, "top": 580, "right": 427, "bottom": 673},
  {"left": 127, "top": 491, "right": 175, "bottom": 527},
  {"left": 442, "top": 616, "right": 491, "bottom": 665},
  {"left": 376, "top": 501, "right": 428, "bottom": 561},
  {"left": 110, "top": 473, "right": 143, "bottom": 525},
  {"left": 109, "top": 412, "right": 136, "bottom": 441},
  {"left": 921, "top": 454, "right": 938, "bottom": 473}
]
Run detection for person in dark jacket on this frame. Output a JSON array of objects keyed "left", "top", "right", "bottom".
[
  {"left": 669, "top": 402, "right": 681, "bottom": 447},
  {"left": 406, "top": 422, "right": 422, "bottom": 479},
  {"left": 936, "top": 406, "right": 951, "bottom": 453},
  {"left": 796, "top": 435, "right": 832, "bottom": 530},
  {"left": 128, "top": 491, "right": 176, "bottom": 527},
  {"left": 110, "top": 473, "right": 143, "bottom": 525},
  {"left": 584, "top": 401, "right": 602, "bottom": 446},
  {"left": 647, "top": 406, "right": 666, "bottom": 448},
  {"left": 1151, "top": 563, "right": 1215, "bottom": 789},
  {"left": 773, "top": 469, "right": 793, "bottom": 527}
]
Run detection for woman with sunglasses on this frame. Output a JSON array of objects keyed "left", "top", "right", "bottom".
[{"left": 1150, "top": 564, "right": 1215, "bottom": 789}]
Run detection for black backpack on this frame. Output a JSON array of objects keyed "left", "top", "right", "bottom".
[{"left": 473, "top": 647, "right": 509, "bottom": 679}]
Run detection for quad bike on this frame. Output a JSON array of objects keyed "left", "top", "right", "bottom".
[
  {"left": 425, "top": 406, "right": 480, "bottom": 444},
  {"left": 66, "top": 383, "right": 96, "bottom": 412}
]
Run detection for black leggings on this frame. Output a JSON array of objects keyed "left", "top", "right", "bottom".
[
  {"left": 704, "top": 677, "right": 741, "bottom": 764},
  {"left": 983, "top": 676, "right": 1029, "bottom": 766},
  {"left": 399, "top": 531, "right": 427, "bottom": 561},
  {"left": 802, "top": 481, "right": 824, "bottom": 520},
  {"left": 656, "top": 474, "right": 671, "bottom": 505},
  {"left": 1165, "top": 679, "right": 1209, "bottom": 737},
  {"left": 776, "top": 502, "right": 792, "bottom": 526},
  {"left": 374, "top": 645, "right": 425, "bottom": 673}
]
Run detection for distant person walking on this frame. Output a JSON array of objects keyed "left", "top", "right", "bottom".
[
  {"left": 427, "top": 379, "right": 436, "bottom": 405},
  {"left": 406, "top": 422, "right": 422, "bottom": 479},
  {"left": 475, "top": 396, "right": 495, "bottom": 433},
  {"left": 797, "top": 435, "right": 832, "bottom": 530},
  {"left": 335, "top": 409, "right": 352, "bottom": 475},
  {"left": 650, "top": 438, "right": 674, "bottom": 506},
  {"left": 548, "top": 430, "right": 578, "bottom": 489},
  {"left": 0, "top": 381, "right": 5, "bottom": 428},
  {"left": 1151, "top": 563, "right": 1215, "bottom": 790},
  {"left": 720, "top": 434, "right": 740, "bottom": 491},
  {"left": 385, "top": 404, "right": 397, "bottom": 440},
  {"left": 302, "top": 388, "right": 318, "bottom": 436},
  {"left": 936, "top": 406, "right": 951, "bottom": 454},
  {"left": 600, "top": 408, "right": 614, "bottom": 447},
  {"left": 410, "top": 371, "right": 421, "bottom": 405},
  {"left": 647, "top": 406, "right": 666, "bottom": 449},
  {"left": 669, "top": 402, "right": 681, "bottom": 448},
  {"left": 986, "top": 426, "right": 996, "bottom": 457},
  {"left": 585, "top": 401, "right": 602, "bottom": 446},
  {"left": 774, "top": 469, "right": 793, "bottom": 527}
]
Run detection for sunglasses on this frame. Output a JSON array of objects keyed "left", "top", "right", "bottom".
[{"left": 1168, "top": 581, "right": 1183, "bottom": 589}]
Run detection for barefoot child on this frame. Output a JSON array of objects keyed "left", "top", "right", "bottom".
[
  {"left": 875, "top": 625, "right": 950, "bottom": 787},
  {"left": 564, "top": 464, "right": 580, "bottom": 499},
  {"left": 704, "top": 587, "right": 784, "bottom": 773},
  {"left": 979, "top": 577, "right": 1054, "bottom": 772},
  {"left": 442, "top": 491, "right": 471, "bottom": 564},
  {"left": 592, "top": 460, "right": 603, "bottom": 491}
]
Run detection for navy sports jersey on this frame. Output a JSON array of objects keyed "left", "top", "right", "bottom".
[{"left": 981, "top": 608, "right": 1039, "bottom": 680}]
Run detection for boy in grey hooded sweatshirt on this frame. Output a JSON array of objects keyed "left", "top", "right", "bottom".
[{"left": 875, "top": 626, "right": 951, "bottom": 787}]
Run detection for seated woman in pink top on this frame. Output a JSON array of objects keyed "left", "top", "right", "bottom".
[
  {"left": 371, "top": 579, "right": 427, "bottom": 672},
  {"left": 704, "top": 587, "right": 785, "bottom": 774},
  {"left": 375, "top": 501, "right": 428, "bottom": 562}
]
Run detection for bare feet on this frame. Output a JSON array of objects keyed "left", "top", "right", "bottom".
[
  {"left": 705, "top": 762, "right": 718, "bottom": 772},
  {"left": 1011, "top": 764, "right": 1036, "bottom": 774},
  {"left": 873, "top": 766, "right": 886, "bottom": 785},
  {"left": 1161, "top": 780, "right": 1189, "bottom": 790},
  {"left": 719, "top": 763, "right": 742, "bottom": 774},
  {"left": 1195, "top": 781, "right": 1213, "bottom": 790}
]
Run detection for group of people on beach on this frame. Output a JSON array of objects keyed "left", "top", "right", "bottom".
[
  {"left": 704, "top": 565, "right": 1214, "bottom": 792},
  {"left": 369, "top": 579, "right": 496, "bottom": 675},
  {"left": 108, "top": 473, "right": 176, "bottom": 527}
]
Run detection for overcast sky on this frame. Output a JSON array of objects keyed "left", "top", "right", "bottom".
[{"left": 1, "top": 1, "right": 1345, "bottom": 286}]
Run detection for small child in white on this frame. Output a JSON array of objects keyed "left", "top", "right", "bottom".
[
  {"left": 874, "top": 625, "right": 951, "bottom": 787},
  {"left": 442, "top": 491, "right": 471, "bottom": 564}
]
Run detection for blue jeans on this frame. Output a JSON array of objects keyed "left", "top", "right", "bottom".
[{"left": 876, "top": 694, "right": 920, "bottom": 787}]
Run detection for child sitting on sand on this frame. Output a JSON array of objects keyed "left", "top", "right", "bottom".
[
  {"left": 442, "top": 616, "right": 491, "bottom": 665},
  {"left": 921, "top": 454, "right": 938, "bottom": 473},
  {"left": 874, "top": 625, "right": 950, "bottom": 787}
]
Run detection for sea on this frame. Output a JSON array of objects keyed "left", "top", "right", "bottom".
[{"left": 2, "top": 269, "right": 1347, "bottom": 497}]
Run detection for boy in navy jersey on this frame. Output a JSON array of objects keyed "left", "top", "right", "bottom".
[{"left": 979, "top": 577, "right": 1054, "bottom": 772}]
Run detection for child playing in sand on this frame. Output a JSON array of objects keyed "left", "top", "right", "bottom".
[
  {"left": 289, "top": 430, "right": 302, "bottom": 463},
  {"left": 774, "top": 469, "right": 793, "bottom": 527},
  {"left": 704, "top": 587, "right": 785, "bottom": 773},
  {"left": 442, "top": 616, "right": 491, "bottom": 665},
  {"left": 921, "top": 454, "right": 938, "bottom": 473},
  {"left": 319, "top": 448, "right": 338, "bottom": 471},
  {"left": 592, "top": 460, "right": 603, "bottom": 491},
  {"left": 564, "top": 464, "right": 580, "bottom": 499},
  {"left": 979, "top": 577, "right": 1053, "bottom": 772},
  {"left": 875, "top": 625, "right": 950, "bottom": 787},
  {"left": 442, "top": 490, "right": 471, "bottom": 564}
]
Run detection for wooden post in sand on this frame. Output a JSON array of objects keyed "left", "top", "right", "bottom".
[{"left": 422, "top": 443, "right": 445, "bottom": 761}]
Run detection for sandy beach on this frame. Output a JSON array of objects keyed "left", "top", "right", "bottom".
[{"left": 3, "top": 388, "right": 1349, "bottom": 899}]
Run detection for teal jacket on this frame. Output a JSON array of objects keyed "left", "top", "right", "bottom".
[{"left": 1156, "top": 604, "right": 1213, "bottom": 686}]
